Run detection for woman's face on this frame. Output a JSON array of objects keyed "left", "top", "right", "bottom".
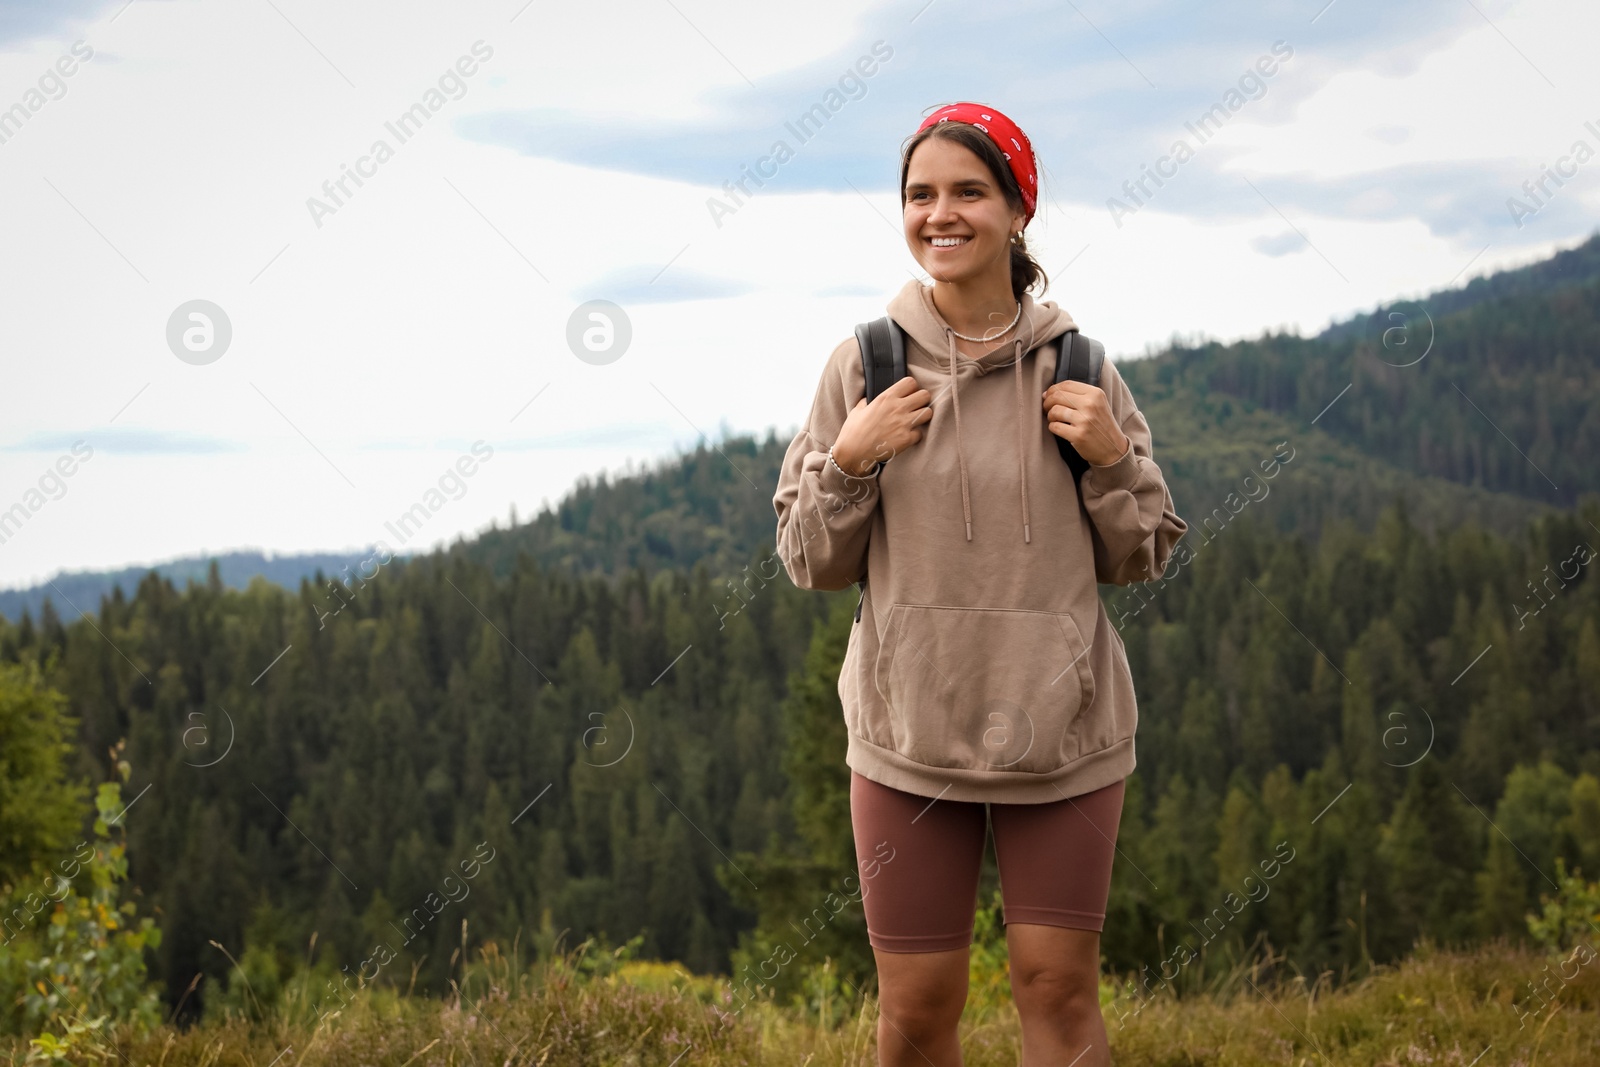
[{"left": 902, "top": 135, "right": 1026, "bottom": 288}]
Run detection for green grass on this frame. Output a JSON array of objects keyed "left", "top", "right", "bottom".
[{"left": 6, "top": 938, "right": 1599, "bottom": 1065}]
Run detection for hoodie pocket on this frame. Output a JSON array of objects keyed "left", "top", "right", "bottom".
[{"left": 873, "top": 603, "right": 1096, "bottom": 774}]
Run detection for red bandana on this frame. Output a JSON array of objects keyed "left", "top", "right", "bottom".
[{"left": 916, "top": 102, "right": 1039, "bottom": 222}]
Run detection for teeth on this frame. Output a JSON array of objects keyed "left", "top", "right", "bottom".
[{"left": 931, "top": 237, "right": 968, "bottom": 247}]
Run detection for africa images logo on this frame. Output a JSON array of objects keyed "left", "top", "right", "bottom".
[
  {"left": 305, "top": 41, "right": 494, "bottom": 228},
  {"left": 705, "top": 41, "right": 894, "bottom": 228}
]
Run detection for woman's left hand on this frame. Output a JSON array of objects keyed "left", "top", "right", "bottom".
[{"left": 1042, "top": 382, "right": 1130, "bottom": 467}]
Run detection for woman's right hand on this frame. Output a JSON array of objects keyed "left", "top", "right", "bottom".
[{"left": 832, "top": 376, "right": 933, "bottom": 476}]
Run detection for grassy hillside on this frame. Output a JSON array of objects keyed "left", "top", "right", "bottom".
[{"left": 6, "top": 937, "right": 1596, "bottom": 1066}]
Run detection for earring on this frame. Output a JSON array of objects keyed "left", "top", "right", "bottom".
[{"left": 1011, "top": 232, "right": 1023, "bottom": 245}]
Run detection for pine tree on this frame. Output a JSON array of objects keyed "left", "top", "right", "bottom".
[
  {"left": 1492, "top": 761, "right": 1574, "bottom": 908},
  {"left": 1211, "top": 779, "right": 1269, "bottom": 948},
  {"left": 1475, "top": 835, "right": 1528, "bottom": 941},
  {"left": 1561, "top": 773, "right": 1600, "bottom": 878},
  {"left": 1381, "top": 760, "right": 1479, "bottom": 949},
  {"left": 1143, "top": 774, "right": 1220, "bottom": 939}
]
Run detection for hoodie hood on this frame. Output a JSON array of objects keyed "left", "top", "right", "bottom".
[{"left": 885, "top": 279, "right": 1078, "bottom": 544}]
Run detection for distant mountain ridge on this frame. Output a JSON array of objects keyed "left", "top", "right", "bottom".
[
  {"left": 1315, "top": 229, "right": 1600, "bottom": 345},
  {"left": 0, "top": 550, "right": 388, "bottom": 624}
]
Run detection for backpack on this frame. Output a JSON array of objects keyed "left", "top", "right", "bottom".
[{"left": 848, "top": 316, "right": 1106, "bottom": 620}]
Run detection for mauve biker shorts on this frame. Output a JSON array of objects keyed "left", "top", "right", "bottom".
[{"left": 849, "top": 770, "right": 1126, "bottom": 953}]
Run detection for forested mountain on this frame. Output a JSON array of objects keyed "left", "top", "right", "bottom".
[
  {"left": 2, "top": 234, "right": 1598, "bottom": 1027},
  {"left": 1317, "top": 231, "right": 1600, "bottom": 345},
  {"left": 1136, "top": 258, "right": 1600, "bottom": 509},
  {"left": 4, "top": 494, "right": 1596, "bottom": 1022},
  {"left": 445, "top": 232, "right": 1600, "bottom": 567}
]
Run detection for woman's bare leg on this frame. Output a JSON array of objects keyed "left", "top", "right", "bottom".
[
  {"left": 872, "top": 945, "right": 970, "bottom": 1066},
  {"left": 1005, "top": 923, "right": 1107, "bottom": 1067}
]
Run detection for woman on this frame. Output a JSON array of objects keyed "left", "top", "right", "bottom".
[{"left": 772, "top": 102, "right": 1187, "bottom": 1066}]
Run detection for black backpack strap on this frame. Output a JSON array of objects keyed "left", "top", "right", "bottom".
[
  {"left": 1061, "top": 329, "right": 1105, "bottom": 389},
  {"left": 849, "top": 317, "right": 907, "bottom": 622},
  {"left": 855, "top": 316, "right": 906, "bottom": 403},
  {"left": 1053, "top": 330, "right": 1107, "bottom": 479}
]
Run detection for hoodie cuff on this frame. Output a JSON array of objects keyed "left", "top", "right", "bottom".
[{"left": 1085, "top": 440, "right": 1140, "bottom": 493}]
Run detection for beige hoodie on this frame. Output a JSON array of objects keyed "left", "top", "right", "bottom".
[{"left": 772, "top": 279, "right": 1188, "bottom": 804}]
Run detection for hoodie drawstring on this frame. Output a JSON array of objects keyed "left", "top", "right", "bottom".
[
  {"left": 946, "top": 328, "right": 973, "bottom": 542},
  {"left": 945, "top": 327, "right": 1032, "bottom": 544},
  {"left": 1014, "top": 337, "right": 1030, "bottom": 543}
]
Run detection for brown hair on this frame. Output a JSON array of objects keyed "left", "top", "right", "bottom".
[{"left": 899, "top": 121, "right": 1049, "bottom": 306}]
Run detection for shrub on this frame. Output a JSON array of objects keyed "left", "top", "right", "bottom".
[
  {"left": 6, "top": 769, "right": 164, "bottom": 1063},
  {"left": 1527, "top": 857, "right": 1600, "bottom": 953}
]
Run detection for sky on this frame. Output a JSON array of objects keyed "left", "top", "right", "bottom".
[{"left": 0, "top": 0, "right": 1596, "bottom": 590}]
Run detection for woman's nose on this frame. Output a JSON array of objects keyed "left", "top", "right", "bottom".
[{"left": 928, "top": 194, "right": 958, "bottom": 223}]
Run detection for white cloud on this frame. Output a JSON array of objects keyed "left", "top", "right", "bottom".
[{"left": 0, "top": 0, "right": 1592, "bottom": 588}]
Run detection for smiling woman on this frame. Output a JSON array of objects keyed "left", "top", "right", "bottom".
[{"left": 772, "top": 101, "right": 1188, "bottom": 1067}]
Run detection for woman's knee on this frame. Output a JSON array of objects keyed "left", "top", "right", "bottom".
[
  {"left": 875, "top": 948, "right": 970, "bottom": 1033},
  {"left": 1009, "top": 959, "right": 1100, "bottom": 1017}
]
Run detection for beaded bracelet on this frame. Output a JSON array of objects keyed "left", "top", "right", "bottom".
[{"left": 828, "top": 444, "right": 883, "bottom": 480}]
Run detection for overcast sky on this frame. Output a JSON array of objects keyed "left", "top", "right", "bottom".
[{"left": 0, "top": 0, "right": 1596, "bottom": 590}]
